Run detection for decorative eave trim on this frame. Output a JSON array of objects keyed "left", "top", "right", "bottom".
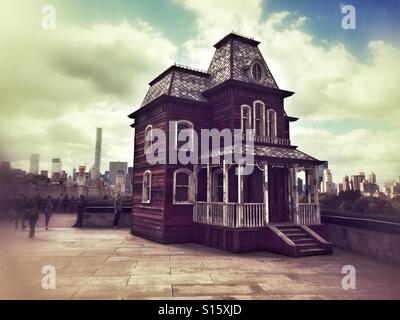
[
  {"left": 285, "top": 116, "right": 299, "bottom": 122},
  {"left": 214, "top": 32, "right": 260, "bottom": 49},
  {"left": 202, "top": 79, "right": 295, "bottom": 98},
  {"left": 128, "top": 95, "right": 210, "bottom": 119},
  {"left": 148, "top": 64, "right": 210, "bottom": 86}
]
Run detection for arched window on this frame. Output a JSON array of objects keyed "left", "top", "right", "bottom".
[
  {"left": 144, "top": 125, "right": 153, "bottom": 153},
  {"left": 267, "top": 109, "right": 277, "bottom": 138},
  {"left": 175, "top": 120, "right": 194, "bottom": 151},
  {"left": 241, "top": 105, "right": 251, "bottom": 132},
  {"left": 253, "top": 101, "right": 265, "bottom": 137},
  {"left": 142, "top": 170, "right": 152, "bottom": 203},
  {"left": 173, "top": 169, "right": 194, "bottom": 204}
]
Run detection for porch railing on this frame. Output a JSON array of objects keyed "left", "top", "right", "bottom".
[
  {"left": 295, "top": 203, "right": 321, "bottom": 225},
  {"left": 194, "top": 201, "right": 264, "bottom": 228},
  {"left": 235, "top": 134, "right": 290, "bottom": 146}
]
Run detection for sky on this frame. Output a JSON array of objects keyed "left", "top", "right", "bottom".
[{"left": 0, "top": 0, "right": 399, "bottom": 184}]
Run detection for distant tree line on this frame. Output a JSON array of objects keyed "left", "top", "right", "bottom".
[{"left": 320, "top": 190, "right": 400, "bottom": 216}]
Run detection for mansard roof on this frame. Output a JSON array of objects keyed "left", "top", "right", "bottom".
[
  {"left": 207, "top": 32, "right": 278, "bottom": 89},
  {"left": 140, "top": 64, "right": 210, "bottom": 107},
  {"left": 140, "top": 33, "right": 281, "bottom": 108}
]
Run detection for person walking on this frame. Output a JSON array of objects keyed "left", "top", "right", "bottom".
[
  {"left": 27, "top": 198, "right": 39, "bottom": 239},
  {"left": 113, "top": 194, "right": 123, "bottom": 228},
  {"left": 44, "top": 196, "right": 54, "bottom": 230},
  {"left": 15, "top": 195, "right": 27, "bottom": 230},
  {"left": 72, "top": 195, "right": 86, "bottom": 228}
]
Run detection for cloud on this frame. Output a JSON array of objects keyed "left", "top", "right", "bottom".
[
  {"left": 292, "top": 126, "right": 400, "bottom": 184},
  {"left": 175, "top": 0, "right": 400, "bottom": 182},
  {"left": 0, "top": 1, "right": 176, "bottom": 172}
]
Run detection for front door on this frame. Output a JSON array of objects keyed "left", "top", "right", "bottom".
[{"left": 268, "top": 167, "right": 289, "bottom": 223}]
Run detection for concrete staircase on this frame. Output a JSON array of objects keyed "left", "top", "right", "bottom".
[{"left": 266, "top": 224, "right": 333, "bottom": 258}]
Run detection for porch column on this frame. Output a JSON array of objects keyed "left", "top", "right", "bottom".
[
  {"left": 307, "top": 169, "right": 312, "bottom": 204},
  {"left": 222, "top": 160, "right": 228, "bottom": 226},
  {"left": 263, "top": 162, "right": 269, "bottom": 225},
  {"left": 291, "top": 164, "right": 299, "bottom": 224},
  {"left": 314, "top": 164, "right": 321, "bottom": 223},
  {"left": 237, "top": 164, "right": 244, "bottom": 227},
  {"left": 193, "top": 165, "right": 198, "bottom": 222},
  {"left": 206, "top": 163, "right": 212, "bottom": 224}
]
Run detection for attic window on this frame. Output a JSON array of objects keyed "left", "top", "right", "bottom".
[{"left": 251, "top": 62, "right": 263, "bottom": 82}]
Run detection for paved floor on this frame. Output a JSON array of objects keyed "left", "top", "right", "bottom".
[{"left": 1, "top": 214, "right": 400, "bottom": 300}]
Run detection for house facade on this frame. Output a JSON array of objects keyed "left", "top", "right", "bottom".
[{"left": 129, "top": 33, "right": 332, "bottom": 257}]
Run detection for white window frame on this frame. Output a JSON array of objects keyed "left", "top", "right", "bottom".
[
  {"left": 142, "top": 170, "right": 152, "bottom": 203},
  {"left": 249, "top": 60, "right": 265, "bottom": 83},
  {"left": 175, "top": 120, "right": 194, "bottom": 152},
  {"left": 253, "top": 100, "right": 266, "bottom": 137},
  {"left": 267, "top": 109, "right": 277, "bottom": 138},
  {"left": 173, "top": 168, "right": 194, "bottom": 205},
  {"left": 240, "top": 105, "right": 252, "bottom": 132},
  {"left": 144, "top": 125, "right": 153, "bottom": 154}
]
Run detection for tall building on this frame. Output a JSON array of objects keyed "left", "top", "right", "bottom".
[
  {"left": 351, "top": 172, "right": 365, "bottom": 191},
  {"left": 29, "top": 153, "right": 40, "bottom": 175},
  {"left": 51, "top": 158, "right": 62, "bottom": 180},
  {"left": 317, "top": 162, "right": 328, "bottom": 187},
  {"left": 109, "top": 161, "right": 128, "bottom": 186},
  {"left": 321, "top": 169, "right": 334, "bottom": 194},
  {"left": 342, "top": 175, "right": 350, "bottom": 191},
  {"left": 93, "top": 128, "right": 103, "bottom": 179},
  {"left": 369, "top": 172, "right": 377, "bottom": 184}
]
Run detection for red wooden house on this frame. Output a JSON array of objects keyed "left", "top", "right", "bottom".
[{"left": 129, "top": 33, "right": 332, "bottom": 257}]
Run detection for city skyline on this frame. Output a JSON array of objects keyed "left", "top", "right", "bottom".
[{"left": 0, "top": 1, "right": 399, "bottom": 185}]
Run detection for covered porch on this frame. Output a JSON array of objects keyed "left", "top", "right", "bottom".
[{"left": 193, "top": 145, "right": 323, "bottom": 228}]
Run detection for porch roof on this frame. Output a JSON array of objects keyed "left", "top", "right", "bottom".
[{"left": 202, "top": 144, "right": 323, "bottom": 165}]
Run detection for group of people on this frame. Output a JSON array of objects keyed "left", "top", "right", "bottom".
[
  {"left": 8, "top": 193, "right": 124, "bottom": 238},
  {"left": 12, "top": 194, "right": 55, "bottom": 238}
]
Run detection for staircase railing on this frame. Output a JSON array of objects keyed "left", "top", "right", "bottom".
[{"left": 295, "top": 203, "right": 320, "bottom": 225}]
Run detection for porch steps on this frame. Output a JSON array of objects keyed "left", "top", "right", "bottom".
[{"left": 265, "top": 224, "right": 333, "bottom": 258}]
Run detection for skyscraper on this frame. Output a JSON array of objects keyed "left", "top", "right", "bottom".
[
  {"left": 29, "top": 153, "right": 40, "bottom": 175},
  {"left": 351, "top": 172, "right": 365, "bottom": 191},
  {"left": 94, "top": 128, "right": 102, "bottom": 179},
  {"left": 321, "top": 169, "right": 334, "bottom": 194},
  {"left": 51, "top": 158, "right": 62, "bottom": 180},
  {"left": 369, "top": 172, "right": 377, "bottom": 184},
  {"left": 343, "top": 175, "right": 350, "bottom": 191},
  {"left": 109, "top": 161, "right": 128, "bottom": 186}
]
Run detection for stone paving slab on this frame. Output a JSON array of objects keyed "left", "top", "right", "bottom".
[{"left": 1, "top": 215, "right": 400, "bottom": 300}]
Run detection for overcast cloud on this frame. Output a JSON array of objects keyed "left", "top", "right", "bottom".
[{"left": 0, "top": 0, "right": 398, "bottom": 184}]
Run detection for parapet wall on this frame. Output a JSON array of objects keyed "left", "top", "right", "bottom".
[{"left": 326, "top": 224, "right": 400, "bottom": 264}]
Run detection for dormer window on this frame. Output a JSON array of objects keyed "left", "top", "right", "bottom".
[{"left": 251, "top": 62, "right": 263, "bottom": 82}]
